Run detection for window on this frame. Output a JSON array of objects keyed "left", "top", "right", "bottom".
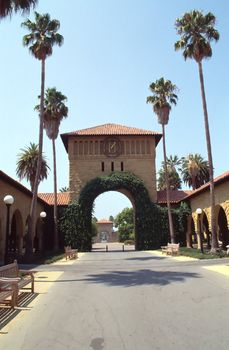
[
  {"left": 101, "top": 162, "right": 105, "bottom": 172},
  {"left": 111, "top": 162, "right": 114, "bottom": 171},
  {"left": 121, "top": 162, "right": 124, "bottom": 171}
]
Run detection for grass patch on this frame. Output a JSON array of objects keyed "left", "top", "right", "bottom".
[
  {"left": 179, "top": 247, "right": 228, "bottom": 259},
  {"left": 33, "top": 251, "right": 65, "bottom": 264}
]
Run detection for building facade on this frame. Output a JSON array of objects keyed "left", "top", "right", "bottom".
[{"left": 61, "top": 123, "right": 161, "bottom": 203}]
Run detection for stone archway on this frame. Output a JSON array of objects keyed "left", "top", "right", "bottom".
[
  {"left": 77, "top": 172, "right": 160, "bottom": 251},
  {"left": 217, "top": 206, "right": 229, "bottom": 249},
  {"left": 202, "top": 211, "right": 211, "bottom": 249},
  {"left": 9, "top": 209, "right": 23, "bottom": 254}
]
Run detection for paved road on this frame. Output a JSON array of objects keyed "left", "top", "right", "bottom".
[{"left": 1, "top": 250, "right": 229, "bottom": 350}]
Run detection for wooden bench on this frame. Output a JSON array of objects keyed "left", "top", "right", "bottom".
[
  {"left": 0, "top": 279, "right": 18, "bottom": 308},
  {"left": 64, "top": 246, "right": 78, "bottom": 260},
  {"left": 0, "top": 260, "right": 34, "bottom": 306},
  {"left": 161, "top": 243, "right": 180, "bottom": 256}
]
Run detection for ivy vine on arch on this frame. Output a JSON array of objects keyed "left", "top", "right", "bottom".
[
  {"left": 79, "top": 172, "right": 163, "bottom": 250},
  {"left": 60, "top": 171, "right": 168, "bottom": 251}
]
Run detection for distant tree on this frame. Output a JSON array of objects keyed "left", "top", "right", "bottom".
[
  {"left": 109, "top": 215, "right": 114, "bottom": 222},
  {"left": 181, "top": 153, "right": 210, "bottom": 190},
  {"left": 59, "top": 186, "right": 69, "bottom": 193},
  {"left": 16, "top": 142, "right": 50, "bottom": 191},
  {"left": 0, "top": 0, "right": 37, "bottom": 18},
  {"left": 163, "top": 155, "right": 183, "bottom": 171},
  {"left": 114, "top": 207, "right": 134, "bottom": 242},
  {"left": 158, "top": 155, "right": 182, "bottom": 190},
  {"left": 91, "top": 216, "right": 98, "bottom": 238},
  {"left": 157, "top": 166, "right": 182, "bottom": 190},
  {"left": 175, "top": 10, "right": 219, "bottom": 250}
]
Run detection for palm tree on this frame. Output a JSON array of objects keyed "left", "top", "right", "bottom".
[
  {"left": 181, "top": 153, "right": 210, "bottom": 190},
  {"left": 164, "top": 155, "right": 182, "bottom": 171},
  {"left": 158, "top": 166, "right": 182, "bottom": 191},
  {"left": 147, "top": 77, "right": 178, "bottom": 243},
  {"left": 40, "top": 87, "right": 68, "bottom": 250},
  {"left": 16, "top": 142, "right": 50, "bottom": 191},
  {"left": 175, "top": 10, "right": 219, "bottom": 250},
  {"left": 0, "top": 0, "right": 37, "bottom": 18},
  {"left": 22, "top": 12, "right": 63, "bottom": 255},
  {"left": 59, "top": 186, "right": 69, "bottom": 193}
]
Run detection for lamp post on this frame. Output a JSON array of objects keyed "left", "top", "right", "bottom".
[
  {"left": 3, "top": 195, "right": 14, "bottom": 265},
  {"left": 40, "top": 211, "right": 47, "bottom": 219},
  {"left": 196, "top": 208, "right": 204, "bottom": 253}
]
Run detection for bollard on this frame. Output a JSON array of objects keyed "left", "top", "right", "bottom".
[
  {"left": 122, "top": 244, "right": 124, "bottom": 252},
  {"left": 106, "top": 244, "right": 108, "bottom": 252}
]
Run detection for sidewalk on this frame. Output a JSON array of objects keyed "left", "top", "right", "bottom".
[{"left": 0, "top": 254, "right": 84, "bottom": 334}]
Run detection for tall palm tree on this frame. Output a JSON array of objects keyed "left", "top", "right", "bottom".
[
  {"left": 175, "top": 10, "right": 219, "bottom": 250},
  {"left": 147, "top": 77, "right": 178, "bottom": 243},
  {"left": 16, "top": 142, "right": 50, "bottom": 191},
  {"left": 38, "top": 87, "right": 68, "bottom": 250},
  {"left": 181, "top": 153, "right": 210, "bottom": 190},
  {"left": 0, "top": 0, "right": 37, "bottom": 18},
  {"left": 22, "top": 12, "right": 63, "bottom": 255}
]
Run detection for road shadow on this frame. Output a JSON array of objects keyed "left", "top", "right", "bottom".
[
  {"left": 0, "top": 292, "right": 38, "bottom": 331},
  {"left": 79, "top": 269, "right": 201, "bottom": 287},
  {"left": 125, "top": 256, "right": 165, "bottom": 261}
]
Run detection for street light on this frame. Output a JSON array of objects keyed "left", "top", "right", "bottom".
[
  {"left": 196, "top": 208, "right": 204, "bottom": 253},
  {"left": 40, "top": 211, "right": 47, "bottom": 219},
  {"left": 3, "top": 195, "right": 14, "bottom": 265}
]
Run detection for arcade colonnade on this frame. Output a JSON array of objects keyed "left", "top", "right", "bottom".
[
  {"left": 186, "top": 172, "right": 229, "bottom": 249},
  {"left": 0, "top": 171, "right": 47, "bottom": 262}
]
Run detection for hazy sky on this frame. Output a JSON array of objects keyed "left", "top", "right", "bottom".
[{"left": 0, "top": 0, "right": 228, "bottom": 219}]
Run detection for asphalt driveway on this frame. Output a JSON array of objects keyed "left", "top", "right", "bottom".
[{"left": 1, "top": 249, "right": 229, "bottom": 350}]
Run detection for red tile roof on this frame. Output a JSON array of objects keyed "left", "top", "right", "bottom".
[
  {"left": 97, "top": 219, "right": 113, "bottom": 224},
  {"left": 0, "top": 170, "right": 47, "bottom": 205},
  {"left": 61, "top": 123, "right": 162, "bottom": 151},
  {"left": 157, "top": 190, "right": 193, "bottom": 204},
  {"left": 38, "top": 192, "right": 70, "bottom": 206},
  {"left": 184, "top": 170, "right": 229, "bottom": 200},
  {"left": 157, "top": 171, "right": 229, "bottom": 203}
]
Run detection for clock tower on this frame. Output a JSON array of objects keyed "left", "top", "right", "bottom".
[{"left": 61, "top": 123, "right": 161, "bottom": 202}]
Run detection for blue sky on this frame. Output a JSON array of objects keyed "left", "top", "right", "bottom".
[{"left": 0, "top": 0, "right": 228, "bottom": 219}]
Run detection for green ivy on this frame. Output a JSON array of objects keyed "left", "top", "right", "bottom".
[{"left": 60, "top": 171, "right": 188, "bottom": 251}]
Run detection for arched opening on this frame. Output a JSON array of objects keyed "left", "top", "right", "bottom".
[
  {"left": 9, "top": 209, "right": 23, "bottom": 254},
  {"left": 23, "top": 215, "right": 31, "bottom": 254},
  {"left": 34, "top": 218, "right": 43, "bottom": 253},
  {"left": 0, "top": 218, "right": 3, "bottom": 261},
  {"left": 186, "top": 215, "right": 195, "bottom": 248},
  {"left": 217, "top": 206, "right": 229, "bottom": 249},
  {"left": 77, "top": 172, "right": 160, "bottom": 251},
  {"left": 202, "top": 212, "right": 211, "bottom": 249},
  {"left": 93, "top": 191, "right": 133, "bottom": 247}
]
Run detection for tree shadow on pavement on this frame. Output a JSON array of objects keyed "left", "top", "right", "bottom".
[
  {"left": 80, "top": 269, "right": 201, "bottom": 287},
  {"left": 125, "top": 256, "right": 165, "bottom": 261}
]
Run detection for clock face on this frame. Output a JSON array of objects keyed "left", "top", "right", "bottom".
[{"left": 103, "top": 137, "right": 122, "bottom": 157}]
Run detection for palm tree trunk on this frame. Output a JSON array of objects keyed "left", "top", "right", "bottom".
[
  {"left": 198, "top": 61, "right": 218, "bottom": 251},
  {"left": 162, "top": 124, "right": 175, "bottom": 243},
  {"left": 27, "top": 58, "right": 45, "bottom": 257},
  {"left": 52, "top": 138, "right": 58, "bottom": 251}
]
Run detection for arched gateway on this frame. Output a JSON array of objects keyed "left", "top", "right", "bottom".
[{"left": 61, "top": 123, "right": 162, "bottom": 250}]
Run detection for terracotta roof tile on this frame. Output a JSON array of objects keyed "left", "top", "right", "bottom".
[
  {"left": 61, "top": 123, "right": 162, "bottom": 151},
  {"left": 97, "top": 219, "right": 113, "bottom": 224},
  {"left": 38, "top": 192, "right": 70, "bottom": 206},
  {"left": 157, "top": 190, "right": 193, "bottom": 204},
  {"left": 184, "top": 170, "right": 229, "bottom": 200},
  {"left": 0, "top": 170, "right": 47, "bottom": 205}
]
